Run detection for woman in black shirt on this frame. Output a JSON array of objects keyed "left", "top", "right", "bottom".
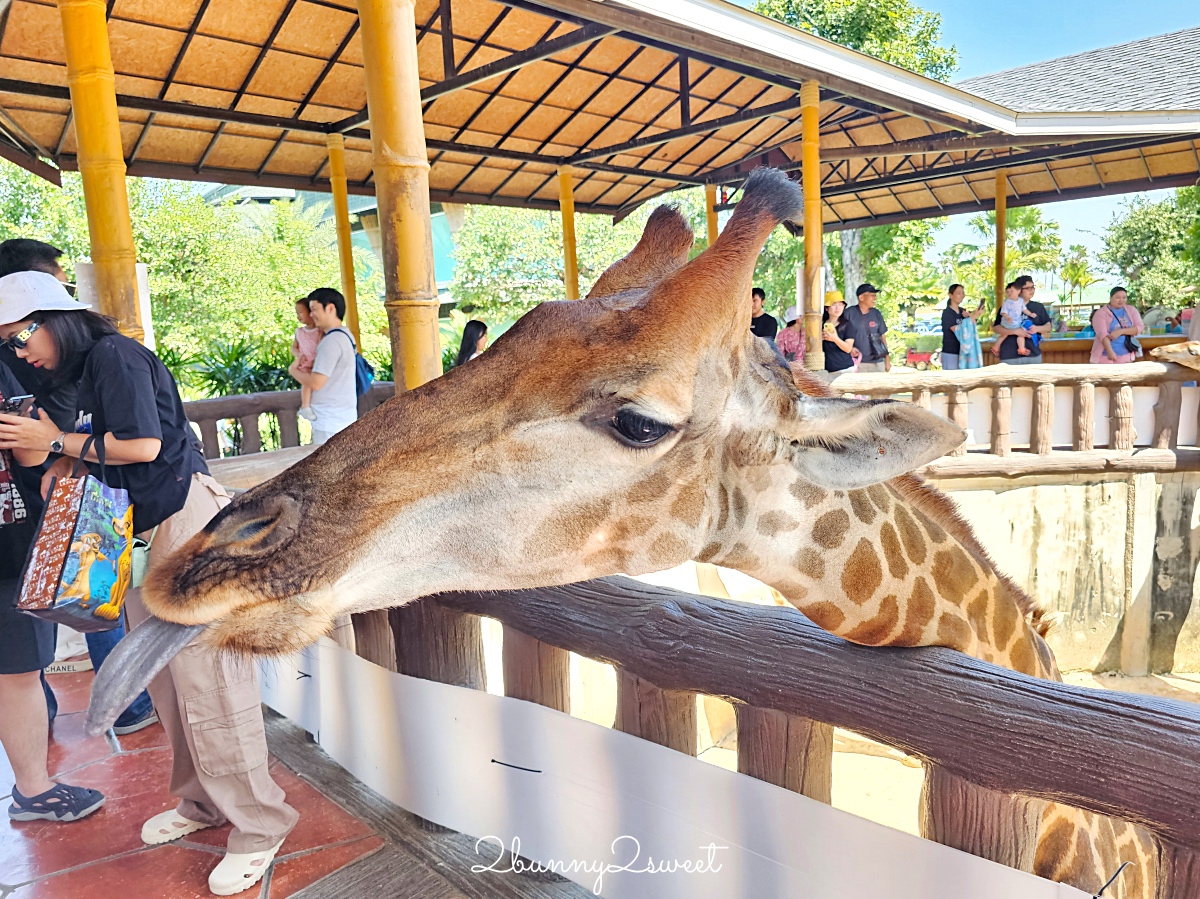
[
  {"left": 0, "top": 272, "right": 296, "bottom": 893},
  {"left": 821, "top": 298, "right": 858, "bottom": 373},
  {"left": 940, "top": 284, "right": 983, "bottom": 370}
]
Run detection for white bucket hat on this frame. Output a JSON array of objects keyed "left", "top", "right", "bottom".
[
  {"left": 0, "top": 270, "right": 90, "bottom": 326},
  {"left": 784, "top": 305, "right": 799, "bottom": 323}
]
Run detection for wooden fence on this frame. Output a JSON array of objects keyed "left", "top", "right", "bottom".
[
  {"left": 183, "top": 382, "right": 394, "bottom": 459},
  {"left": 830, "top": 361, "right": 1200, "bottom": 478}
]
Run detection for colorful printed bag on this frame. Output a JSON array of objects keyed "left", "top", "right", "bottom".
[{"left": 15, "top": 436, "right": 135, "bottom": 633}]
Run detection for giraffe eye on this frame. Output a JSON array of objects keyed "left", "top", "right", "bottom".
[{"left": 611, "top": 408, "right": 673, "bottom": 447}]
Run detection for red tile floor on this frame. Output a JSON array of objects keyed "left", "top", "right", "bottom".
[{"left": 0, "top": 667, "right": 383, "bottom": 898}]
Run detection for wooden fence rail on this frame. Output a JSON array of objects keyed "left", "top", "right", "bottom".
[
  {"left": 436, "top": 578, "right": 1200, "bottom": 893},
  {"left": 183, "top": 382, "right": 394, "bottom": 459},
  {"left": 829, "top": 361, "right": 1200, "bottom": 478}
]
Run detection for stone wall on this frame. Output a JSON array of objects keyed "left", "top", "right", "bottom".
[{"left": 931, "top": 472, "right": 1200, "bottom": 674}]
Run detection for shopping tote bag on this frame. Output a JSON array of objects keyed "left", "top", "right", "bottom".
[{"left": 15, "top": 435, "right": 134, "bottom": 633}]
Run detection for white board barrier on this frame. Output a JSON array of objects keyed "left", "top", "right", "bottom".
[
  {"left": 261, "top": 638, "right": 1086, "bottom": 899},
  {"left": 73, "top": 261, "right": 155, "bottom": 350}
]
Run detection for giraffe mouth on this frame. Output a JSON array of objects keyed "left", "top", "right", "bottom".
[{"left": 85, "top": 617, "right": 204, "bottom": 735}]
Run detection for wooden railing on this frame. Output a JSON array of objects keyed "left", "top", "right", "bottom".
[
  {"left": 183, "top": 382, "right": 394, "bottom": 459},
  {"left": 829, "top": 361, "right": 1200, "bottom": 478},
  {"left": 423, "top": 578, "right": 1200, "bottom": 896}
]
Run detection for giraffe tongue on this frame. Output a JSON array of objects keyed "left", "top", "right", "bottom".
[{"left": 85, "top": 618, "right": 205, "bottom": 736}]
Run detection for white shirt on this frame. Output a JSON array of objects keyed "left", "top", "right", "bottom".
[{"left": 310, "top": 327, "right": 358, "bottom": 431}]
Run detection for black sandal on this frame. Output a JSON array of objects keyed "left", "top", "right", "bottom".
[{"left": 9, "top": 783, "right": 105, "bottom": 822}]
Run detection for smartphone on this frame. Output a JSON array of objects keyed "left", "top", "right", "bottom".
[{"left": 0, "top": 395, "right": 35, "bottom": 415}]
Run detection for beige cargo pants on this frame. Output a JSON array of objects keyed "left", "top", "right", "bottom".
[{"left": 124, "top": 472, "right": 297, "bottom": 853}]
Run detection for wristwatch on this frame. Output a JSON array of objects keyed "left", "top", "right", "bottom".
[{"left": 50, "top": 432, "right": 65, "bottom": 454}]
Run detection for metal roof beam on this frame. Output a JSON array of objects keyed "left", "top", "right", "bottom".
[{"left": 0, "top": 140, "right": 61, "bottom": 186}]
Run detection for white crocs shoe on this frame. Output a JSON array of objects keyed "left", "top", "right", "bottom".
[
  {"left": 141, "top": 808, "right": 213, "bottom": 845},
  {"left": 208, "top": 839, "right": 285, "bottom": 896}
]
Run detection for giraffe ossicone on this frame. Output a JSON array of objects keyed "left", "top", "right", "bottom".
[{"left": 92, "top": 166, "right": 1155, "bottom": 897}]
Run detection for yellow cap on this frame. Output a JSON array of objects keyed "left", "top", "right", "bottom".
[{"left": 824, "top": 290, "right": 844, "bottom": 305}]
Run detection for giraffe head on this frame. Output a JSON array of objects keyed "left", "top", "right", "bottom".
[
  {"left": 143, "top": 168, "right": 963, "bottom": 655},
  {"left": 1150, "top": 340, "right": 1200, "bottom": 369}
]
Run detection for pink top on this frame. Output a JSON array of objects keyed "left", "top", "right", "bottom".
[
  {"left": 293, "top": 325, "right": 321, "bottom": 372},
  {"left": 776, "top": 327, "right": 805, "bottom": 363},
  {"left": 1090, "top": 305, "right": 1143, "bottom": 364}
]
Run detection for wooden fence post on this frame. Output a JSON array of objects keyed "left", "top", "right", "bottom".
[
  {"left": 990, "top": 385, "right": 1011, "bottom": 456},
  {"left": 1113, "top": 384, "right": 1135, "bottom": 450},
  {"left": 1030, "top": 382, "right": 1054, "bottom": 454},
  {"left": 1159, "top": 843, "right": 1200, "bottom": 898},
  {"left": 1073, "top": 381, "right": 1095, "bottom": 451},
  {"left": 947, "top": 387, "right": 969, "bottom": 457},
  {"left": 921, "top": 767, "right": 1044, "bottom": 873},
  {"left": 736, "top": 705, "right": 832, "bottom": 803},
  {"left": 615, "top": 669, "right": 697, "bottom": 755},
  {"left": 351, "top": 610, "right": 397, "bottom": 671},
  {"left": 503, "top": 628, "right": 569, "bottom": 713},
  {"left": 1153, "top": 381, "right": 1182, "bottom": 449}
]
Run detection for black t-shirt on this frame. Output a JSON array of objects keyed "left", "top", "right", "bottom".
[
  {"left": 992, "top": 300, "right": 1050, "bottom": 360},
  {"left": 941, "top": 305, "right": 965, "bottom": 356},
  {"left": 750, "top": 313, "right": 779, "bottom": 340},
  {"left": 823, "top": 320, "right": 855, "bottom": 372},
  {"left": 840, "top": 304, "right": 888, "bottom": 363},
  {"left": 73, "top": 334, "right": 207, "bottom": 533},
  {"left": 0, "top": 364, "right": 43, "bottom": 583}
]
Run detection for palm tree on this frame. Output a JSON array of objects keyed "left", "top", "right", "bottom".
[{"left": 1060, "top": 244, "right": 1099, "bottom": 306}]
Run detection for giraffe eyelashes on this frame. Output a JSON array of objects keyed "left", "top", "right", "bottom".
[{"left": 610, "top": 408, "right": 674, "bottom": 448}]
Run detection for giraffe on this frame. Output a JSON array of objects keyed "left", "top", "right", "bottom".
[{"left": 125, "top": 168, "right": 1155, "bottom": 896}]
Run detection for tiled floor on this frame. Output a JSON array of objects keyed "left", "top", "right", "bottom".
[{"left": 0, "top": 668, "right": 382, "bottom": 898}]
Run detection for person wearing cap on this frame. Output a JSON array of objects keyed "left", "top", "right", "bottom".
[
  {"left": 842, "top": 283, "right": 890, "bottom": 372},
  {"left": 775, "top": 304, "right": 806, "bottom": 364},
  {"left": 0, "top": 271, "right": 296, "bottom": 895},
  {"left": 821, "top": 291, "right": 858, "bottom": 374},
  {"left": 750, "top": 286, "right": 778, "bottom": 340}
]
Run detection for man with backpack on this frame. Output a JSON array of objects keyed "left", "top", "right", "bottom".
[{"left": 290, "top": 287, "right": 371, "bottom": 445}]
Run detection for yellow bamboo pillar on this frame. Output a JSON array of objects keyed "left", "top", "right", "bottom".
[
  {"left": 57, "top": 0, "right": 142, "bottom": 341},
  {"left": 994, "top": 168, "right": 1008, "bottom": 306},
  {"left": 558, "top": 165, "right": 579, "bottom": 300},
  {"left": 325, "top": 133, "right": 360, "bottom": 345},
  {"left": 704, "top": 182, "right": 719, "bottom": 247},
  {"left": 357, "top": 0, "right": 440, "bottom": 390},
  {"left": 800, "top": 81, "right": 823, "bottom": 372}
]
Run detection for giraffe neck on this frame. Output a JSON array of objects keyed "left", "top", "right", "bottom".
[{"left": 701, "top": 466, "right": 1057, "bottom": 680}]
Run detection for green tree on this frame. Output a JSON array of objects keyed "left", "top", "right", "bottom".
[
  {"left": 1100, "top": 188, "right": 1200, "bottom": 307},
  {"left": 1059, "top": 244, "right": 1099, "bottom": 305}
]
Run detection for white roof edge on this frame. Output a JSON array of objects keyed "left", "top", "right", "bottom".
[{"left": 602, "top": 0, "right": 1200, "bottom": 137}]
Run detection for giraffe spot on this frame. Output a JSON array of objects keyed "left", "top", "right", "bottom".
[
  {"left": 843, "top": 594, "right": 900, "bottom": 644},
  {"left": 523, "top": 498, "right": 614, "bottom": 557},
  {"left": 866, "top": 484, "right": 892, "bottom": 513},
  {"left": 894, "top": 577, "right": 937, "bottom": 645},
  {"left": 923, "top": 514, "right": 948, "bottom": 544},
  {"left": 611, "top": 515, "right": 655, "bottom": 542},
  {"left": 696, "top": 542, "right": 721, "bottom": 562},
  {"left": 879, "top": 522, "right": 908, "bottom": 580},
  {"left": 992, "top": 585, "right": 1019, "bottom": 648},
  {"left": 669, "top": 478, "right": 705, "bottom": 528},
  {"left": 1009, "top": 638, "right": 1037, "bottom": 676},
  {"left": 716, "top": 485, "right": 731, "bottom": 531},
  {"left": 789, "top": 481, "right": 827, "bottom": 509},
  {"left": 743, "top": 467, "right": 772, "bottom": 491},
  {"left": 1093, "top": 820, "right": 1120, "bottom": 897},
  {"left": 841, "top": 538, "right": 882, "bottom": 605},
  {"left": 1034, "top": 817, "right": 1075, "bottom": 883},
  {"left": 935, "top": 613, "right": 973, "bottom": 650},
  {"left": 720, "top": 542, "right": 759, "bottom": 570},
  {"left": 812, "top": 509, "right": 851, "bottom": 550},
  {"left": 966, "top": 589, "right": 991, "bottom": 645},
  {"left": 775, "top": 580, "right": 809, "bottom": 603},
  {"left": 931, "top": 547, "right": 976, "bottom": 600},
  {"left": 631, "top": 470, "right": 673, "bottom": 504},
  {"left": 757, "top": 511, "right": 799, "bottom": 538},
  {"left": 803, "top": 601, "right": 846, "bottom": 632},
  {"left": 648, "top": 533, "right": 690, "bottom": 567},
  {"left": 731, "top": 488, "right": 749, "bottom": 527},
  {"left": 796, "top": 547, "right": 824, "bottom": 580},
  {"left": 893, "top": 506, "right": 927, "bottom": 565},
  {"left": 848, "top": 490, "right": 876, "bottom": 525}
]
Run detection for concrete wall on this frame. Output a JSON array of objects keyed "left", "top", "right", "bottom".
[{"left": 931, "top": 473, "right": 1200, "bottom": 674}]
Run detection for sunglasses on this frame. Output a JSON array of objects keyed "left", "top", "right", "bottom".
[
  {"left": 63, "top": 283, "right": 77, "bottom": 297},
  {"left": 1, "top": 321, "right": 41, "bottom": 351}
]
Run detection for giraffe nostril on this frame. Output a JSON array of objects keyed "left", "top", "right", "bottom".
[
  {"left": 206, "top": 493, "right": 303, "bottom": 552},
  {"left": 233, "top": 518, "right": 275, "bottom": 542}
]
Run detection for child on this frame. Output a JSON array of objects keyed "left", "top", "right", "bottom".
[
  {"left": 291, "top": 299, "right": 321, "bottom": 421},
  {"left": 992, "top": 282, "right": 1032, "bottom": 357}
]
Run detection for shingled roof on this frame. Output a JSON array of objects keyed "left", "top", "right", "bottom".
[{"left": 959, "top": 27, "right": 1200, "bottom": 114}]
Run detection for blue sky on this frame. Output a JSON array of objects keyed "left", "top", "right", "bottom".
[{"left": 733, "top": 0, "right": 1200, "bottom": 276}]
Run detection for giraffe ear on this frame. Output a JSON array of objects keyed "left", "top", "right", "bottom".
[
  {"left": 779, "top": 397, "right": 965, "bottom": 489},
  {"left": 586, "top": 204, "right": 694, "bottom": 300}
]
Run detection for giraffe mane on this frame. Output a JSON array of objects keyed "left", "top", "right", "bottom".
[{"left": 791, "top": 369, "right": 1051, "bottom": 638}]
